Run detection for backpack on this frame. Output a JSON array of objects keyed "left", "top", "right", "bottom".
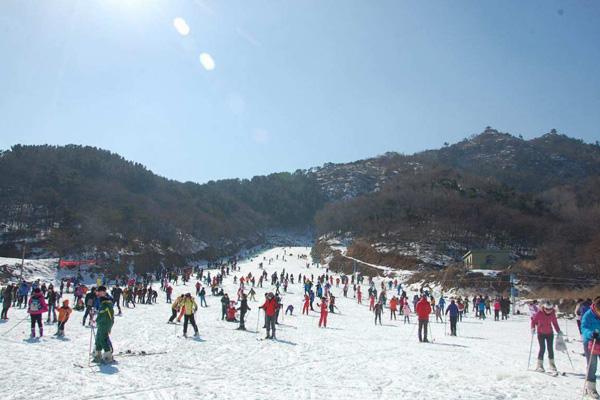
[{"left": 30, "top": 297, "right": 41, "bottom": 312}]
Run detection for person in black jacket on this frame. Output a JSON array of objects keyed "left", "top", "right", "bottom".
[
  {"left": 221, "top": 294, "right": 230, "bottom": 320},
  {"left": 46, "top": 286, "right": 58, "bottom": 323},
  {"left": 237, "top": 294, "right": 251, "bottom": 330},
  {"left": 82, "top": 287, "right": 97, "bottom": 326},
  {"left": 1, "top": 284, "right": 13, "bottom": 319},
  {"left": 111, "top": 285, "right": 123, "bottom": 316}
]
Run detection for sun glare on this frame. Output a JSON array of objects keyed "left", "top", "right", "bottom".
[
  {"left": 173, "top": 17, "right": 190, "bottom": 36},
  {"left": 199, "top": 53, "right": 215, "bottom": 71}
]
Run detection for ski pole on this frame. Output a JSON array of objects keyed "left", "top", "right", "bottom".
[
  {"left": 527, "top": 332, "right": 534, "bottom": 370},
  {"left": 88, "top": 325, "right": 94, "bottom": 366},
  {"left": 428, "top": 321, "right": 434, "bottom": 342},
  {"left": 582, "top": 339, "right": 596, "bottom": 398},
  {"left": 255, "top": 308, "right": 260, "bottom": 335},
  {"left": 563, "top": 342, "right": 575, "bottom": 371},
  {"left": 1, "top": 315, "right": 29, "bottom": 336}
]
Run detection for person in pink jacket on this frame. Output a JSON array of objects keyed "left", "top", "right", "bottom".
[
  {"left": 28, "top": 288, "right": 49, "bottom": 338},
  {"left": 493, "top": 299, "right": 501, "bottom": 321},
  {"left": 531, "top": 302, "right": 562, "bottom": 373}
]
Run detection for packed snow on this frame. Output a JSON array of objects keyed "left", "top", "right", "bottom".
[{"left": 0, "top": 247, "right": 589, "bottom": 399}]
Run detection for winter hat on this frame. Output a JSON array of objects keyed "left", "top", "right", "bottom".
[
  {"left": 542, "top": 302, "right": 554, "bottom": 310},
  {"left": 62, "top": 299, "right": 69, "bottom": 306},
  {"left": 33, "top": 288, "right": 41, "bottom": 294}
]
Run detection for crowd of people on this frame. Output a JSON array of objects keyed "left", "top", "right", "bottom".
[{"left": 1, "top": 248, "right": 600, "bottom": 399}]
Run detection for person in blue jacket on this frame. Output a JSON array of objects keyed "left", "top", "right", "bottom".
[
  {"left": 477, "top": 299, "right": 486, "bottom": 320},
  {"left": 581, "top": 296, "right": 600, "bottom": 399},
  {"left": 18, "top": 281, "right": 30, "bottom": 309},
  {"left": 439, "top": 296, "right": 446, "bottom": 314},
  {"left": 445, "top": 299, "right": 459, "bottom": 336}
]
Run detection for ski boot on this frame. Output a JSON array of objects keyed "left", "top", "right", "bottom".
[
  {"left": 103, "top": 351, "right": 114, "bottom": 363},
  {"left": 548, "top": 359, "right": 558, "bottom": 375},
  {"left": 535, "top": 359, "right": 545, "bottom": 372},
  {"left": 92, "top": 350, "right": 103, "bottom": 363},
  {"left": 585, "top": 381, "right": 600, "bottom": 399}
]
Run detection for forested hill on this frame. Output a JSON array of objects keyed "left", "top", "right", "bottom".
[
  {"left": 0, "top": 144, "right": 325, "bottom": 261},
  {"left": 1, "top": 127, "right": 599, "bottom": 277}
]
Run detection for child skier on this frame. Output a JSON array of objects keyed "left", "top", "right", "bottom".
[
  {"left": 403, "top": 302, "right": 411, "bottom": 324},
  {"left": 55, "top": 299, "right": 73, "bottom": 337}
]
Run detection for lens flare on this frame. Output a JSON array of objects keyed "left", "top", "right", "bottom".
[
  {"left": 199, "top": 53, "right": 215, "bottom": 71},
  {"left": 173, "top": 17, "right": 190, "bottom": 36}
]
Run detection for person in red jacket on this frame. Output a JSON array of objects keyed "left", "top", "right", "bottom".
[
  {"left": 531, "top": 302, "right": 562, "bottom": 373},
  {"left": 28, "top": 288, "right": 49, "bottom": 338},
  {"left": 317, "top": 297, "right": 328, "bottom": 328},
  {"left": 390, "top": 296, "right": 398, "bottom": 320},
  {"left": 415, "top": 295, "right": 432, "bottom": 343},
  {"left": 369, "top": 294, "right": 375, "bottom": 311},
  {"left": 357, "top": 287, "right": 362, "bottom": 304},
  {"left": 260, "top": 292, "right": 279, "bottom": 339},
  {"left": 302, "top": 294, "right": 310, "bottom": 315}
]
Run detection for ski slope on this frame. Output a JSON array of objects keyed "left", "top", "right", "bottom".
[{"left": 0, "top": 247, "right": 588, "bottom": 400}]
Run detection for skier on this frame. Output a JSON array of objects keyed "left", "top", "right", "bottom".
[
  {"left": 477, "top": 299, "right": 486, "bottom": 320},
  {"left": 445, "top": 299, "right": 459, "bottom": 336},
  {"left": 82, "top": 287, "right": 97, "bottom": 326},
  {"left": 93, "top": 286, "right": 114, "bottom": 363},
  {"left": 531, "top": 302, "right": 561, "bottom": 374},
  {"left": 221, "top": 294, "right": 230, "bottom": 320},
  {"left": 260, "top": 292, "right": 278, "bottom": 339},
  {"left": 302, "top": 293, "right": 310, "bottom": 315},
  {"left": 168, "top": 294, "right": 184, "bottom": 324},
  {"left": 416, "top": 295, "right": 432, "bottom": 342},
  {"left": 389, "top": 296, "right": 398, "bottom": 320},
  {"left": 45, "top": 286, "right": 58, "bottom": 323},
  {"left": 581, "top": 296, "right": 600, "bottom": 399},
  {"left": 435, "top": 305, "right": 443, "bottom": 323},
  {"left": 198, "top": 286, "right": 207, "bottom": 307},
  {"left": 438, "top": 295, "right": 446, "bottom": 314},
  {"left": 237, "top": 294, "right": 251, "bottom": 330},
  {"left": 180, "top": 293, "right": 199, "bottom": 337},
  {"left": 402, "top": 302, "right": 411, "bottom": 324},
  {"left": 374, "top": 300, "right": 383, "bottom": 325},
  {"left": 1, "top": 283, "right": 13, "bottom": 319},
  {"left": 55, "top": 299, "right": 72, "bottom": 337},
  {"left": 357, "top": 286, "right": 362, "bottom": 304},
  {"left": 111, "top": 285, "right": 123, "bottom": 316},
  {"left": 316, "top": 297, "right": 328, "bottom": 328},
  {"left": 28, "top": 288, "right": 48, "bottom": 338}
]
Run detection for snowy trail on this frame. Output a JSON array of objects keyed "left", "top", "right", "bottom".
[{"left": 0, "top": 247, "right": 588, "bottom": 399}]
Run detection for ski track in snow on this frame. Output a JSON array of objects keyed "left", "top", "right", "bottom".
[{"left": 0, "top": 247, "right": 588, "bottom": 400}]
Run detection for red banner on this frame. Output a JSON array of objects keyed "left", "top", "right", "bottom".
[{"left": 59, "top": 259, "right": 97, "bottom": 268}]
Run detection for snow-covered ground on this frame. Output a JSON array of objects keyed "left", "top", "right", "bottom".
[{"left": 0, "top": 247, "right": 589, "bottom": 400}]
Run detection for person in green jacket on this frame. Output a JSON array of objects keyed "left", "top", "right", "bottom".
[{"left": 93, "top": 286, "right": 114, "bottom": 363}]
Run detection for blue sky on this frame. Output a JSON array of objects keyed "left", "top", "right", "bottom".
[{"left": 1, "top": 1, "right": 599, "bottom": 183}]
